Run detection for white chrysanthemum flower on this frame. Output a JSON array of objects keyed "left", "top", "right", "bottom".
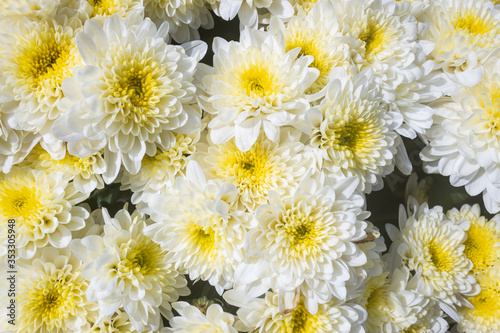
[
  {"left": 0, "top": 17, "right": 83, "bottom": 134},
  {"left": 420, "top": 0, "right": 500, "bottom": 87},
  {"left": 0, "top": 168, "right": 88, "bottom": 259},
  {"left": 236, "top": 174, "right": 368, "bottom": 314},
  {"left": 287, "top": 0, "right": 320, "bottom": 14},
  {"left": 143, "top": 161, "right": 254, "bottom": 293},
  {"left": 0, "top": 99, "right": 40, "bottom": 173},
  {"left": 359, "top": 267, "right": 447, "bottom": 333},
  {"left": 457, "top": 264, "right": 500, "bottom": 333},
  {"left": 121, "top": 131, "right": 201, "bottom": 205},
  {"left": 52, "top": 15, "right": 203, "bottom": 183},
  {"left": 89, "top": 308, "right": 163, "bottom": 332},
  {"left": 447, "top": 204, "right": 500, "bottom": 274},
  {"left": 304, "top": 68, "right": 399, "bottom": 193},
  {"left": 71, "top": 206, "right": 189, "bottom": 331},
  {"left": 144, "top": 0, "right": 214, "bottom": 43},
  {"left": 165, "top": 302, "right": 238, "bottom": 333},
  {"left": 268, "top": 1, "right": 355, "bottom": 95},
  {"left": 15, "top": 247, "right": 98, "bottom": 333},
  {"left": 224, "top": 289, "right": 367, "bottom": 333},
  {"left": 421, "top": 56, "right": 500, "bottom": 213},
  {"left": 24, "top": 143, "right": 106, "bottom": 194},
  {"left": 198, "top": 28, "right": 319, "bottom": 152},
  {"left": 386, "top": 204, "right": 479, "bottom": 319},
  {"left": 193, "top": 129, "right": 314, "bottom": 212},
  {"left": 395, "top": 0, "right": 430, "bottom": 19},
  {"left": 331, "top": 0, "right": 425, "bottom": 101},
  {"left": 208, "top": 0, "right": 293, "bottom": 29},
  {"left": 74, "top": 0, "right": 144, "bottom": 24}
]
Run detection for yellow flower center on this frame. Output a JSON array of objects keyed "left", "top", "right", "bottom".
[
  {"left": 282, "top": 301, "right": 324, "bottom": 333},
  {"left": 427, "top": 240, "right": 454, "bottom": 272},
  {"left": 122, "top": 238, "right": 165, "bottom": 276},
  {"left": 217, "top": 142, "right": 279, "bottom": 192},
  {"left": 317, "top": 115, "right": 379, "bottom": 163},
  {"left": 21, "top": 267, "right": 86, "bottom": 331},
  {"left": 188, "top": 222, "right": 217, "bottom": 259},
  {"left": 469, "top": 275, "right": 500, "bottom": 319},
  {"left": 16, "top": 27, "right": 77, "bottom": 93},
  {"left": 359, "top": 21, "right": 389, "bottom": 61},
  {"left": 464, "top": 221, "right": 499, "bottom": 272},
  {"left": 30, "top": 144, "right": 102, "bottom": 177},
  {"left": 240, "top": 64, "right": 276, "bottom": 98},
  {"left": 454, "top": 11, "right": 493, "bottom": 35},
  {"left": 0, "top": 182, "right": 42, "bottom": 221}
]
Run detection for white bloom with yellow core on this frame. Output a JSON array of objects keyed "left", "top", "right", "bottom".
[
  {"left": 446, "top": 204, "right": 500, "bottom": 274},
  {"left": 420, "top": 0, "right": 500, "bottom": 87},
  {"left": 421, "top": 55, "right": 500, "bottom": 213},
  {"left": 224, "top": 288, "right": 367, "bottom": 333},
  {"left": 236, "top": 174, "right": 368, "bottom": 314},
  {"left": 13, "top": 247, "right": 98, "bottom": 333},
  {"left": 144, "top": 0, "right": 214, "bottom": 43},
  {"left": 74, "top": 0, "right": 144, "bottom": 24},
  {"left": 0, "top": 17, "right": 83, "bottom": 134},
  {"left": 52, "top": 14, "right": 204, "bottom": 183},
  {"left": 267, "top": 0, "right": 355, "bottom": 95},
  {"left": 165, "top": 302, "right": 239, "bottom": 333},
  {"left": 121, "top": 131, "right": 201, "bottom": 205},
  {"left": 142, "top": 161, "right": 254, "bottom": 294},
  {"left": 193, "top": 129, "right": 315, "bottom": 212},
  {"left": 395, "top": 0, "right": 430, "bottom": 19},
  {"left": 304, "top": 68, "right": 399, "bottom": 194},
  {"left": 386, "top": 203, "right": 479, "bottom": 321},
  {"left": 0, "top": 168, "right": 88, "bottom": 259},
  {"left": 71, "top": 206, "right": 189, "bottom": 331},
  {"left": 457, "top": 263, "right": 500, "bottom": 332},
  {"left": 198, "top": 28, "right": 319, "bottom": 152}
]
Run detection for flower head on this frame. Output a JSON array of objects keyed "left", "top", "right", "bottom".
[
  {"left": 387, "top": 204, "right": 479, "bottom": 317},
  {"left": 71, "top": 206, "right": 189, "bottom": 331},
  {"left": 193, "top": 129, "right": 314, "bottom": 212},
  {"left": 458, "top": 264, "right": 500, "bottom": 332}
]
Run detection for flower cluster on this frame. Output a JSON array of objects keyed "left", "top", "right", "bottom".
[{"left": 1, "top": 0, "right": 499, "bottom": 332}]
